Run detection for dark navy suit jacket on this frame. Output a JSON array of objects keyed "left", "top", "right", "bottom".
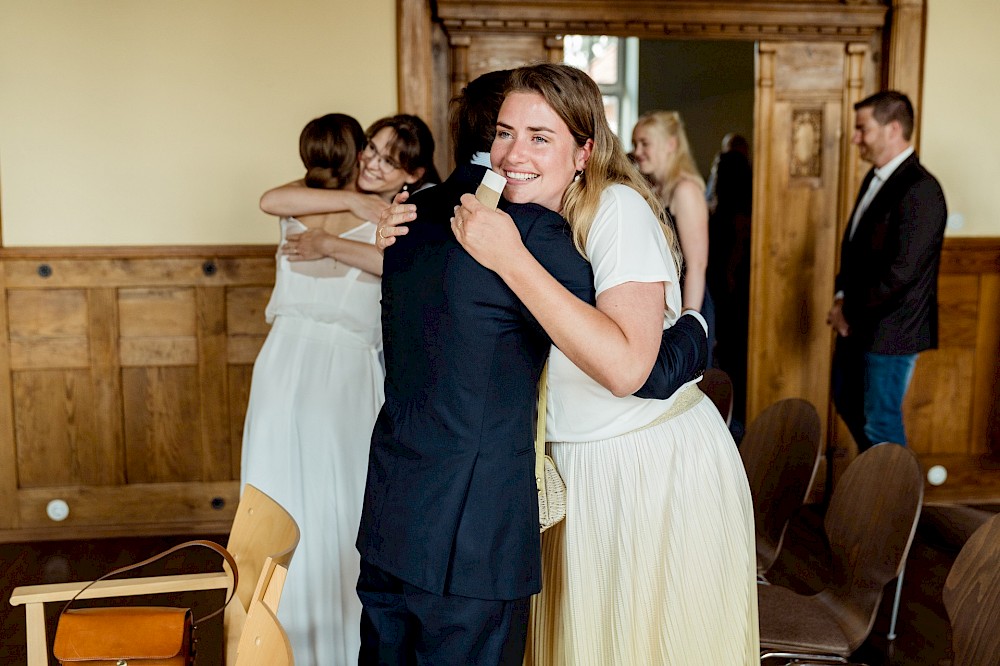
[
  {"left": 357, "top": 163, "right": 706, "bottom": 601},
  {"left": 836, "top": 153, "right": 947, "bottom": 354}
]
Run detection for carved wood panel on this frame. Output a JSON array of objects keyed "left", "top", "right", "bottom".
[{"left": 0, "top": 248, "right": 274, "bottom": 540}]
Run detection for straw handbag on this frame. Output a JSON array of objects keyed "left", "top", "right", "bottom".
[{"left": 536, "top": 362, "right": 566, "bottom": 532}]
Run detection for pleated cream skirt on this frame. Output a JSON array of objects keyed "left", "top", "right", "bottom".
[{"left": 526, "top": 388, "right": 759, "bottom": 666}]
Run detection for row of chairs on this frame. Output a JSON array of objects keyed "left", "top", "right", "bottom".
[
  {"left": 10, "top": 484, "right": 299, "bottom": 665},
  {"left": 707, "top": 384, "right": 1000, "bottom": 665}
]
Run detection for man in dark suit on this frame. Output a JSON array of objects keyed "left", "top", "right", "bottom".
[
  {"left": 356, "top": 70, "right": 708, "bottom": 665},
  {"left": 827, "top": 90, "right": 947, "bottom": 452}
]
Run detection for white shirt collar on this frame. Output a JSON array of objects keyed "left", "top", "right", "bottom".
[
  {"left": 470, "top": 151, "right": 492, "bottom": 168},
  {"left": 874, "top": 146, "right": 914, "bottom": 182}
]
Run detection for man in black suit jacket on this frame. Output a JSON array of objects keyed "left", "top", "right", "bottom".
[
  {"left": 827, "top": 90, "right": 947, "bottom": 452},
  {"left": 356, "top": 70, "right": 708, "bottom": 665}
]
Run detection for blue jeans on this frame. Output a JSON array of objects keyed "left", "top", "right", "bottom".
[{"left": 833, "top": 337, "right": 918, "bottom": 451}]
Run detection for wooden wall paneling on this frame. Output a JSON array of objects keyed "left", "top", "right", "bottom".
[
  {"left": 224, "top": 285, "right": 271, "bottom": 479},
  {"left": 900, "top": 274, "right": 980, "bottom": 456},
  {"left": 226, "top": 286, "right": 271, "bottom": 365},
  {"left": 12, "top": 369, "right": 96, "bottom": 488},
  {"left": 197, "top": 286, "right": 231, "bottom": 482},
  {"left": 228, "top": 365, "right": 254, "bottom": 480},
  {"left": 7, "top": 289, "right": 89, "bottom": 369},
  {"left": 0, "top": 273, "right": 16, "bottom": 527},
  {"left": 15, "top": 481, "right": 240, "bottom": 533},
  {"left": 972, "top": 273, "right": 1000, "bottom": 453},
  {"left": 0, "top": 247, "right": 275, "bottom": 540},
  {"left": 747, "top": 42, "right": 845, "bottom": 437},
  {"left": 123, "top": 365, "right": 202, "bottom": 484},
  {"left": 905, "top": 347, "right": 975, "bottom": 455},
  {"left": 85, "top": 287, "right": 125, "bottom": 485},
  {"left": 119, "top": 288, "right": 198, "bottom": 367}
]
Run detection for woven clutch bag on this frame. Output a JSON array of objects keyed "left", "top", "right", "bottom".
[{"left": 535, "top": 362, "right": 566, "bottom": 532}]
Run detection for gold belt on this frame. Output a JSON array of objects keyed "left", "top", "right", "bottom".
[{"left": 626, "top": 384, "right": 704, "bottom": 435}]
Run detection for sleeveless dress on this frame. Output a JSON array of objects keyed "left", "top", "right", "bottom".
[
  {"left": 525, "top": 185, "right": 759, "bottom": 665},
  {"left": 241, "top": 217, "right": 384, "bottom": 666}
]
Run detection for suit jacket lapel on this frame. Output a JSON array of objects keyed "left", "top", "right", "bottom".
[
  {"left": 848, "top": 153, "right": 919, "bottom": 245},
  {"left": 845, "top": 168, "right": 876, "bottom": 246}
]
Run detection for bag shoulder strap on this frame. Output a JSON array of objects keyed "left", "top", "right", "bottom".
[
  {"left": 59, "top": 539, "right": 239, "bottom": 626},
  {"left": 534, "top": 360, "right": 548, "bottom": 494}
]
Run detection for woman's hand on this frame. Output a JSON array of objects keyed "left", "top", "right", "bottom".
[
  {"left": 451, "top": 193, "right": 528, "bottom": 274},
  {"left": 375, "top": 191, "right": 415, "bottom": 252},
  {"left": 282, "top": 228, "right": 334, "bottom": 261},
  {"left": 349, "top": 191, "right": 390, "bottom": 224}
]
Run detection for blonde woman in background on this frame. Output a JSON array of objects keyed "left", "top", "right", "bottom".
[{"left": 632, "top": 111, "right": 715, "bottom": 364}]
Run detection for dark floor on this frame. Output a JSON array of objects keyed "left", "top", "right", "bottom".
[{"left": 1, "top": 505, "right": 995, "bottom": 665}]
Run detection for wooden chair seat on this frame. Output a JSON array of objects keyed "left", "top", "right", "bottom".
[
  {"left": 759, "top": 443, "right": 923, "bottom": 664},
  {"left": 739, "top": 397, "right": 822, "bottom": 577},
  {"left": 943, "top": 511, "right": 1000, "bottom": 664}
]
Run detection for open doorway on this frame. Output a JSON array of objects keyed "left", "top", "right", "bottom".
[{"left": 567, "top": 36, "right": 756, "bottom": 431}]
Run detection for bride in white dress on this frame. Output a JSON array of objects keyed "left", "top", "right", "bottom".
[{"left": 242, "top": 113, "right": 437, "bottom": 666}]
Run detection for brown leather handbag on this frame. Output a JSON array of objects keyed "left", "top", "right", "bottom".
[{"left": 52, "top": 539, "right": 238, "bottom": 666}]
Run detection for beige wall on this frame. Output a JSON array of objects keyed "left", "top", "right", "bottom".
[
  {"left": 0, "top": 0, "right": 396, "bottom": 246},
  {"left": 1, "top": 1, "right": 997, "bottom": 245},
  {"left": 922, "top": 0, "right": 1000, "bottom": 236}
]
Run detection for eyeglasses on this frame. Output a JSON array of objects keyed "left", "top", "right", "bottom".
[{"left": 361, "top": 141, "right": 402, "bottom": 173}]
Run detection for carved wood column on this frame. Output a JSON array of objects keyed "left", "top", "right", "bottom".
[
  {"left": 449, "top": 35, "right": 472, "bottom": 103},
  {"left": 545, "top": 36, "right": 564, "bottom": 63},
  {"left": 886, "top": 0, "right": 927, "bottom": 147},
  {"left": 397, "top": 0, "right": 434, "bottom": 120},
  {"left": 747, "top": 42, "right": 847, "bottom": 444}
]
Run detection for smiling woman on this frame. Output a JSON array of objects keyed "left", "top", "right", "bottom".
[{"left": 452, "top": 63, "right": 759, "bottom": 665}]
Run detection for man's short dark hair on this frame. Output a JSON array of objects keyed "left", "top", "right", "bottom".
[
  {"left": 855, "top": 90, "right": 915, "bottom": 141},
  {"left": 450, "top": 69, "right": 512, "bottom": 164}
]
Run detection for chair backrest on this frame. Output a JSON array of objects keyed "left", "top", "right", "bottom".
[
  {"left": 235, "top": 576, "right": 295, "bottom": 666},
  {"left": 943, "top": 511, "right": 1000, "bottom": 665},
  {"left": 699, "top": 368, "right": 734, "bottom": 425},
  {"left": 738, "top": 397, "right": 822, "bottom": 574},
  {"left": 222, "top": 485, "right": 299, "bottom": 665},
  {"left": 226, "top": 484, "right": 300, "bottom": 613},
  {"left": 820, "top": 443, "right": 923, "bottom": 653}
]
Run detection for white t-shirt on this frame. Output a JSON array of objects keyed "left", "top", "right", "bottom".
[{"left": 545, "top": 184, "right": 697, "bottom": 442}]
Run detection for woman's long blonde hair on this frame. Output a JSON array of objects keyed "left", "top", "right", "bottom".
[
  {"left": 505, "top": 64, "right": 680, "bottom": 265},
  {"left": 634, "top": 110, "right": 704, "bottom": 205}
]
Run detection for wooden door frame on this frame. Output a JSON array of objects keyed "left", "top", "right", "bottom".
[
  {"left": 394, "top": 0, "right": 930, "bottom": 446},
  {"left": 398, "top": 0, "right": 926, "bottom": 138}
]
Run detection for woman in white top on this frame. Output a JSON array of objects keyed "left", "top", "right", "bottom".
[
  {"left": 632, "top": 111, "right": 716, "bottom": 366},
  {"left": 452, "top": 64, "right": 758, "bottom": 665},
  {"left": 241, "top": 113, "right": 436, "bottom": 666}
]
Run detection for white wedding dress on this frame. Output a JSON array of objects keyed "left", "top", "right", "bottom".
[{"left": 241, "top": 217, "right": 384, "bottom": 666}]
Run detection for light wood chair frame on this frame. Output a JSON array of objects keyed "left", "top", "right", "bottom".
[{"left": 9, "top": 483, "right": 299, "bottom": 666}]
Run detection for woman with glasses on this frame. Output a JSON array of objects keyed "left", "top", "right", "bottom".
[
  {"left": 242, "top": 112, "right": 437, "bottom": 666},
  {"left": 260, "top": 114, "right": 439, "bottom": 272}
]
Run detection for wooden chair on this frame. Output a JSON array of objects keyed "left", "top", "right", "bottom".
[
  {"left": 699, "top": 367, "right": 734, "bottom": 425},
  {"left": 9, "top": 483, "right": 300, "bottom": 666},
  {"left": 235, "top": 564, "right": 295, "bottom": 666},
  {"left": 758, "top": 443, "right": 923, "bottom": 664},
  {"left": 942, "top": 511, "right": 1000, "bottom": 665},
  {"left": 739, "top": 397, "right": 822, "bottom": 578}
]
